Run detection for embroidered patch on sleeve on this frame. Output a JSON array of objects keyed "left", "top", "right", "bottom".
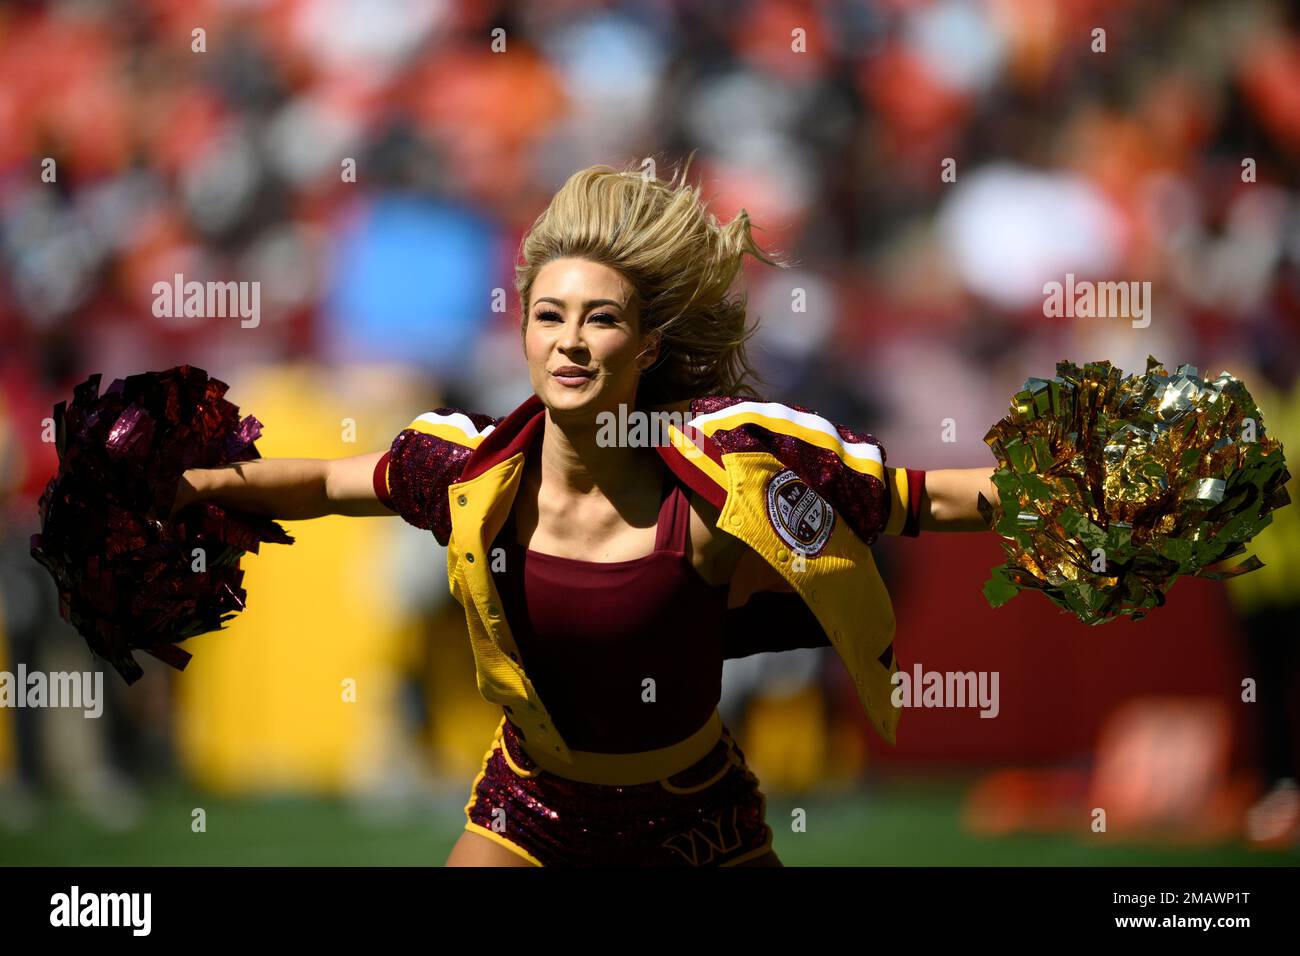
[{"left": 765, "top": 469, "right": 835, "bottom": 557}]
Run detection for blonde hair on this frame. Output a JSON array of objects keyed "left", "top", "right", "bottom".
[{"left": 515, "top": 156, "right": 784, "bottom": 407}]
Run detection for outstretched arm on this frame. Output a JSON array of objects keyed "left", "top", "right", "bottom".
[
  {"left": 917, "top": 467, "right": 1000, "bottom": 532},
  {"left": 170, "top": 451, "right": 393, "bottom": 520}
]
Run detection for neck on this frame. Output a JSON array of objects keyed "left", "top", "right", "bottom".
[{"left": 537, "top": 405, "right": 655, "bottom": 497}]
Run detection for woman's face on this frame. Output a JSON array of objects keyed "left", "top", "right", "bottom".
[{"left": 524, "top": 257, "right": 659, "bottom": 419}]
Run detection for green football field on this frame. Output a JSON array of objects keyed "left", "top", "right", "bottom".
[{"left": 2, "top": 776, "right": 1295, "bottom": 866}]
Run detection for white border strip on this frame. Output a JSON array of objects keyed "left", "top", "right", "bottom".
[
  {"left": 688, "top": 401, "right": 882, "bottom": 464},
  {"left": 410, "top": 411, "right": 496, "bottom": 440}
]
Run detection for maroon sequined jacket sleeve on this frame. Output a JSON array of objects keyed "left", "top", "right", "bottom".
[
  {"left": 690, "top": 396, "right": 894, "bottom": 545},
  {"left": 373, "top": 409, "right": 499, "bottom": 546}
]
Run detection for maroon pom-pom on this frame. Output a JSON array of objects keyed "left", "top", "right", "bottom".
[{"left": 29, "top": 365, "right": 294, "bottom": 684}]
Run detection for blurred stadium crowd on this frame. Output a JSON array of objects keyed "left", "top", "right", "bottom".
[{"left": 0, "top": 0, "right": 1298, "bottom": 850}]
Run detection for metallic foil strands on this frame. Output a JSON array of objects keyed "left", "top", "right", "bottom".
[
  {"left": 29, "top": 365, "right": 293, "bottom": 683},
  {"left": 980, "top": 356, "right": 1290, "bottom": 624},
  {"left": 1184, "top": 478, "right": 1226, "bottom": 506}
]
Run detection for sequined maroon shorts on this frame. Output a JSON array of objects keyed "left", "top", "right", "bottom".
[{"left": 463, "top": 715, "right": 774, "bottom": 866}]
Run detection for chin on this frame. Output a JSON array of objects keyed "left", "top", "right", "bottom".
[
  {"left": 540, "top": 378, "right": 625, "bottom": 420},
  {"left": 540, "top": 378, "right": 595, "bottom": 411}
]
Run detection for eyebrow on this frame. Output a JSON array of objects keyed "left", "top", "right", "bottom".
[{"left": 534, "top": 297, "right": 626, "bottom": 310}]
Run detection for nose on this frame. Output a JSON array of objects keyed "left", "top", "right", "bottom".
[{"left": 556, "top": 313, "right": 587, "bottom": 354}]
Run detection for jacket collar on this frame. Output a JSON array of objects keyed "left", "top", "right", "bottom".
[
  {"left": 459, "top": 392, "right": 546, "bottom": 482},
  {"left": 460, "top": 393, "right": 728, "bottom": 510}
]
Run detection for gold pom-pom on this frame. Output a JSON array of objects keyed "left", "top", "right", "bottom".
[{"left": 980, "top": 356, "right": 1290, "bottom": 624}]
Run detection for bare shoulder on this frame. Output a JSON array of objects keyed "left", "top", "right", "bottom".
[{"left": 685, "top": 489, "right": 749, "bottom": 588}]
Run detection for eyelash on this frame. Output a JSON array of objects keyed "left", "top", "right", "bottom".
[{"left": 536, "top": 309, "right": 617, "bottom": 325}]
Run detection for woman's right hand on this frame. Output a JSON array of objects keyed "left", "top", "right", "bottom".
[{"left": 168, "top": 469, "right": 202, "bottom": 520}]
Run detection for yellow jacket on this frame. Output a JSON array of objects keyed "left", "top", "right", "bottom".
[{"left": 375, "top": 393, "right": 923, "bottom": 784}]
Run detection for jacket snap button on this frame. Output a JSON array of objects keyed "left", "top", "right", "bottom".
[
  {"left": 457, "top": 494, "right": 467, "bottom": 506},
  {"left": 777, "top": 548, "right": 789, "bottom": 562},
  {"left": 729, "top": 514, "right": 741, "bottom": 527},
  {"left": 466, "top": 552, "right": 475, "bottom": 563}
]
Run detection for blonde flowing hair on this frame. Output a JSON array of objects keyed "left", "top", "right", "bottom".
[{"left": 515, "top": 156, "right": 785, "bottom": 408}]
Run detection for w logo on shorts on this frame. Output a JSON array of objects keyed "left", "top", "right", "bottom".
[{"left": 661, "top": 806, "right": 744, "bottom": 865}]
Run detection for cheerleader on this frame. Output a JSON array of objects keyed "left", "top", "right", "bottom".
[{"left": 170, "top": 161, "right": 999, "bottom": 866}]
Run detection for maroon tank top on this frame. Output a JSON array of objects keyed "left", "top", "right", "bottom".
[{"left": 489, "top": 465, "right": 730, "bottom": 754}]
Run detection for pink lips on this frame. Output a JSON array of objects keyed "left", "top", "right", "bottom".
[{"left": 552, "top": 366, "right": 594, "bottom": 388}]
